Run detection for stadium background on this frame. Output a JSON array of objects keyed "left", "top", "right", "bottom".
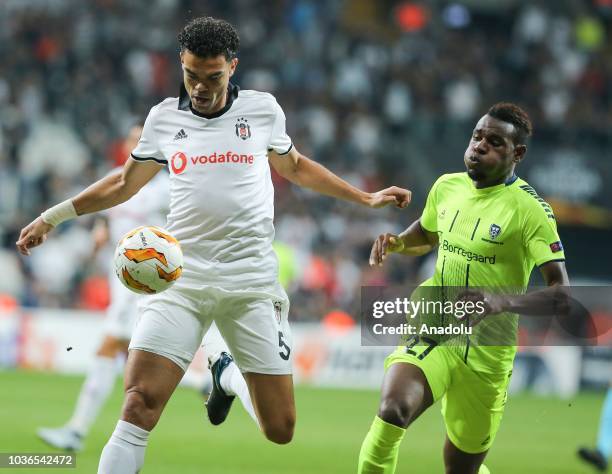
[{"left": 0, "top": 0, "right": 610, "bottom": 473}]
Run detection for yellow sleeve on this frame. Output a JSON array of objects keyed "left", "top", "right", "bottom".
[
  {"left": 420, "top": 176, "right": 443, "bottom": 233},
  {"left": 522, "top": 200, "right": 565, "bottom": 266}
]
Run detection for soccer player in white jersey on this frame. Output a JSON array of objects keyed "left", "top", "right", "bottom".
[{"left": 17, "top": 17, "right": 411, "bottom": 473}]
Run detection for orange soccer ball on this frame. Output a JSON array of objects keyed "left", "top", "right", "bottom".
[{"left": 114, "top": 226, "right": 183, "bottom": 294}]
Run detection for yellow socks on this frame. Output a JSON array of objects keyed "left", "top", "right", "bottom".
[{"left": 358, "top": 416, "right": 406, "bottom": 474}]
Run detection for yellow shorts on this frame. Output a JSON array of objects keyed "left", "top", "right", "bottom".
[{"left": 385, "top": 337, "right": 511, "bottom": 454}]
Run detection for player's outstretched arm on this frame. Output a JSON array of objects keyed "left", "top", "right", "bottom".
[
  {"left": 369, "top": 219, "right": 438, "bottom": 266},
  {"left": 491, "top": 261, "right": 570, "bottom": 315},
  {"left": 460, "top": 261, "right": 571, "bottom": 319},
  {"left": 16, "top": 159, "right": 161, "bottom": 256},
  {"left": 268, "top": 147, "right": 411, "bottom": 208}
]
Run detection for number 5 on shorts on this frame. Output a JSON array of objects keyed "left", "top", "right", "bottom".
[{"left": 278, "top": 331, "right": 291, "bottom": 360}]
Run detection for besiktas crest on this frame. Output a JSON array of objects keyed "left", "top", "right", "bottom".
[{"left": 235, "top": 117, "right": 251, "bottom": 141}]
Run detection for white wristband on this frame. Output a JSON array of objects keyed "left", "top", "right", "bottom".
[{"left": 41, "top": 199, "right": 78, "bottom": 227}]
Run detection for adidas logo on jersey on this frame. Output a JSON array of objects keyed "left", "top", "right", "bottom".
[{"left": 173, "top": 129, "right": 188, "bottom": 140}]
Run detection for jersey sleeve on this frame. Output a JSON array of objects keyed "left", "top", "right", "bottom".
[
  {"left": 267, "top": 100, "right": 293, "bottom": 155},
  {"left": 420, "top": 176, "right": 444, "bottom": 233},
  {"left": 522, "top": 200, "right": 565, "bottom": 266},
  {"left": 131, "top": 106, "right": 167, "bottom": 165}
]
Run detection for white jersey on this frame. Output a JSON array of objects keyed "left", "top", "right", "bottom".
[
  {"left": 105, "top": 168, "right": 169, "bottom": 244},
  {"left": 131, "top": 83, "right": 292, "bottom": 289}
]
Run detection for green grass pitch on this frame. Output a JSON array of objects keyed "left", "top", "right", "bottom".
[{"left": 0, "top": 370, "right": 604, "bottom": 473}]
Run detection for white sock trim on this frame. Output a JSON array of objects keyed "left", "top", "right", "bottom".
[{"left": 115, "top": 420, "right": 149, "bottom": 447}]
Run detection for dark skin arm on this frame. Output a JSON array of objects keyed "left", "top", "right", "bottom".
[
  {"left": 455, "top": 261, "right": 570, "bottom": 330},
  {"left": 369, "top": 219, "right": 438, "bottom": 266},
  {"left": 466, "top": 260, "right": 570, "bottom": 317}
]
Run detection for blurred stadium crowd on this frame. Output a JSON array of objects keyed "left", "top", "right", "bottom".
[{"left": 1, "top": 0, "right": 611, "bottom": 320}]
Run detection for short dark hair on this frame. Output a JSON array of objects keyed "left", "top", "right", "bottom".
[
  {"left": 487, "top": 102, "right": 533, "bottom": 145},
  {"left": 178, "top": 17, "right": 240, "bottom": 60}
]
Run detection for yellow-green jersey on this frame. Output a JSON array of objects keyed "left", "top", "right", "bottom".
[{"left": 419, "top": 172, "right": 565, "bottom": 373}]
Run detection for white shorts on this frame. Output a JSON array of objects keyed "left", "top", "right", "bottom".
[
  {"left": 104, "top": 272, "right": 139, "bottom": 340},
  {"left": 129, "top": 281, "right": 292, "bottom": 374}
]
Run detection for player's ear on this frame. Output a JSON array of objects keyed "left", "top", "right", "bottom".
[
  {"left": 514, "top": 144, "right": 526, "bottom": 163},
  {"left": 228, "top": 57, "right": 238, "bottom": 77}
]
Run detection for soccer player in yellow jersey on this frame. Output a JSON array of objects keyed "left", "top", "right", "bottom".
[{"left": 358, "top": 103, "right": 569, "bottom": 473}]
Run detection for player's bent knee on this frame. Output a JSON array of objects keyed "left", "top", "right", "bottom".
[
  {"left": 122, "top": 387, "right": 163, "bottom": 431},
  {"left": 378, "top": 397, "right": 412, "bottom": 428},
  {"left": 261, "top": 414, "right": 295, "bottom": 444},
  {"left": 262, "top": 426, "right": 294, "bottom": 445}
]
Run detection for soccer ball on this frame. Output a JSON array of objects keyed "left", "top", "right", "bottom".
[{"left": 114, "top": 226, "right": 183, "bottom": 294}]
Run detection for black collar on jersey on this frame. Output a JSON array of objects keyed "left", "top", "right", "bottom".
[{"left": 178, "top": 82, "right": 240, "bottom": 119}]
